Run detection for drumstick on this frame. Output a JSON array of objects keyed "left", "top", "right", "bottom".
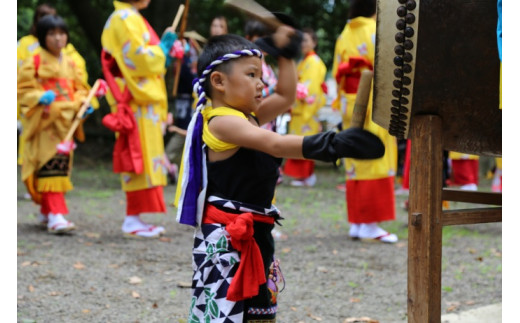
[
  {"left": 224, "top": 0, "right": 283, "bottom": 29},
  {"left": 350, "top": 70, "right": 373, "bottom": 128},
  {"left": 171, "top": 4, "right": 185, "bottom": 31},
  {"left": 63, "top": 79, "right": 101, "bottom": 142}
]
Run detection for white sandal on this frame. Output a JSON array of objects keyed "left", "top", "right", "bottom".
[{"left": 47, "top": 213, "right": 76, "bottom": 234}]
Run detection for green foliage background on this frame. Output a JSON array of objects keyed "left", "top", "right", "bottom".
[{"left": 17, "top": 0, "right": 351, "bottom": 84}]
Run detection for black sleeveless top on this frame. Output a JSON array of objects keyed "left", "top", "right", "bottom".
[{"left": 206, "top": 147, "right": 282, "bottom": 209}]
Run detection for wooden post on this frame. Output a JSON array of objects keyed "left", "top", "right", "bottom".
[{"left": 408, "top": 114, "right": 443, "bottom": 322}]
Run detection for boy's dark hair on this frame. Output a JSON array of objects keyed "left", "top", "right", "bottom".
[
  {"left": 348, "top": 0, "right": 376, "bottom": 19},
  {"left": 197, "top": 34, "right": 260, "bottom": 99},
  {"left": 30, "top": 3, "right": 56, "bottom": 36},
  {"left": 244, "top": 20, "right": 269, "bottom": 40},
  {"left": 36, "top": 15, "right": 69, "bottom": 51}
]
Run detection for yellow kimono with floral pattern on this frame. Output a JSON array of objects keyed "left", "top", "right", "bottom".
[
  {"left": 289, "top": 52, "right": 326, "bottom": 136},
  {"left": 332, "top": 17, "right": 397, "bottom": 181},
  {"left": 18, "top": 49, "right": 88, "bottom": 192},
  {"left": 17, "top": 34, "right": 98, "bottom": 165},
  {"left": 101, "top": 0, "right": 168, "bottom": 191}
]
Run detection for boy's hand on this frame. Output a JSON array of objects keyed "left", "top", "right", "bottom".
[{"left": 272, "top": 25, "right": 294, "bottom": 49}]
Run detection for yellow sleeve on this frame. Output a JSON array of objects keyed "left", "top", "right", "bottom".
[
  {"left": 17, "top": 58, "right": 45, "bottom": 117},
  {"left": 102, "top": 10, "right": 166, "bottom": 78}
]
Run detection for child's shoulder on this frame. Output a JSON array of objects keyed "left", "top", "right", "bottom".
[{"left": 206, "top": 106, "right": 248, "bottom": 120}]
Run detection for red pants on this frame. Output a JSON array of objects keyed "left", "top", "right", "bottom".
[
  {"left": 40, "top": 192, "right": 68, "bottom": 215},
  {"left": 451, "top": 159, "right": 479, "bottom": 186},
  {"left": 283, "top": 159, "right": 314, "bottom": 179},
  {"left": 126, "top": 186, "right": 166, "bottom": 215},
  {"left": 346, "top": 177, "right": 396, "bottom": 224}
]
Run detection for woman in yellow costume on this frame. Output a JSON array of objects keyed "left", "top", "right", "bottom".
[
  {"left": 332, "top": 0, "right": 398, "bottom": 243},
  {"left": 18, "top": 15, "right": 89, "bottom": 234},
  {"left": 283, "top": 27, "right": 327, "bottom": 187},
  {"left": 17, "top": 4, "right": 98, "bottom": 167},
  {"left": 101, "top": 0, "right": 179, "bottom": 238}
]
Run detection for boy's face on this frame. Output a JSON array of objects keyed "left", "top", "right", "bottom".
[
  {"left": 221, "top": 56, "right": 264, "bottom": 113},
  {"left": 45, "top": 28, "right": 67, "bottom": 57}
]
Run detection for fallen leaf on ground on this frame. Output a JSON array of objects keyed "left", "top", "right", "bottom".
[
  {"left": 317, "top": 266, "right": 328, "bottom": 273},
  {"left": 177, "top": 281, "right": 191, "bottom": 288},
  {"left": 73, "top": 262, "right": 85, "bottom": 270},
  {"left": 290, "top": 307, "right": 297, "bottom": 311},
  {"left": 152, "top": 302, "right": 158, "bottom": 309},
  {"left": 129, "top": 276, "right": 142, "bottom": 285},
  {"left": 350, "top": 297, "right": 361, "bottom": 303},
  {"left": 447, "top": 305, "right": 458, "bottom": 312},
  {"left": 468, "top": 248, "right": 477, "bottom": 254},
  {"left": 475, "top": 257, "right": 484, "bottom": 262},
  {"left": 307, "top": 313, "right": 322, "bottom": 321},
  {"left": 84, "top": 232, "right": 100, "bottom": 239},
  {"left": 48, "top": 291, "right": 59, "bottom": 296},
  {"left": 332, "top": 249, "right": 338, "bottom": 255},
  {"left": 17, "top": 249, "right": 26, "bottom": 256},
  {"left": 108, "top": 264, "right": 119, "bottom": 269},
  {"left": 82, "top": 309, "right": 90, "bottom": 314},
  {"left": 159, "top": 237, "right": 171, "bottom": 243},
  {"left": 465, "top": 300, "right": 476, "bottom": 305},
  {"left": 344, "top": 317, "right": 379, "bottom": 323},
  {"left": 131, "top": 291, "right": 140, "bottom": 298},
  {"left": 281, "top": 247, "right": 291, "bottom": 254},
  {"left": 21, "top": 261, "right": 31, "bottom": 267},
  {"left": 28, "top": 285, "right": 34, "bottom": 292},
  {"left": 84, "top": 242, "right": 93, "bottom": 246}
]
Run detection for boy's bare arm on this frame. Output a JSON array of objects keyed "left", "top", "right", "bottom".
[
  {"left": 255, "top": 25, "right": 298, "bottom": 125},
  {"left": 255, "top": 56, "right": 297, "bottom": 125},
  {"left": 209, "top": 115, "right": 304, "bottom": 159}
]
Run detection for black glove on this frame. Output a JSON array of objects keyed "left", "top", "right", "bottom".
[
  {"left": 302, "top": 128, "right": 385, "bottom": 162},
  {"left": 254, "top": 30, "right": 302, "bottom": 60}
]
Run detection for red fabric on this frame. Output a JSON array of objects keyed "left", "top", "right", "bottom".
[
  {"left": 345, "top": 177, "right": 396, "bottom": 224},
  {"left": 40, "top": 192, "right": 68, "bottom": 215},
  {"left": 203, "top": 204, "right": 274, "bottom": 302},
  {"left": 126, "top": 186, "right": 166, "bottom": 215},
  {"left": 335, "top": 56, "right": 373, "bottom": 94},
  {"left": 450, "top": 159, "right": 479, "bottom": 186},
  {"left": 283, "top": 159, "right": 315, "bottom": 179},
  {"left": 402, "top": 140, "right": 411, "bottom": 190},
  {"left": 101, "top": 49, "right": 144, "bottom": 174}
]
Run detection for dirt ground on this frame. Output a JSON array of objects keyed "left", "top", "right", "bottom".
[{"left": 16, "top": 146, "right": 502, "bottom": 323}]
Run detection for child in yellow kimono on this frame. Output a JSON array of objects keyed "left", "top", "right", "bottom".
[
  {"left": 101, "top": 0, "right": 179, "bottom": 238},
  {"left": 283, "top": 28, "right": 327, "bottom": 187},
  {"left": 18, "top": 15, "right": 88, "bottom": 234},
  {"left": 17, "top": 3, "right": 98, "bottom": 166},
  {"left": 332, "top": 0, "right": 398, "bottom": 243}
]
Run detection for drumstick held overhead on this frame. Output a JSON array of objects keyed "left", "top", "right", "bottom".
[{"left": 224, "top": 0, "right": 283, "bottom": 29}]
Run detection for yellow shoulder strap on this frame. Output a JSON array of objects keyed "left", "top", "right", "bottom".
[{"left": 202, "top": 106, "right": 247, "bottom": 152}]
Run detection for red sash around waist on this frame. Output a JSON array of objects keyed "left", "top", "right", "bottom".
[{"left": 203, "top": 204, "right": 274, "bottom": 301}]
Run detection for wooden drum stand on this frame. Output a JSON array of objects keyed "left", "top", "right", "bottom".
[{"left": 373, "top": 0, "right": 502, "bottom": 321}]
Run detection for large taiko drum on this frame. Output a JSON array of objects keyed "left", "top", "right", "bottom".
[{"left": 372, "top": 0, "right": 502, "bottom": 156}]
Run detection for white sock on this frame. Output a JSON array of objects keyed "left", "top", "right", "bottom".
[
  {"left": 358, "top": 223, "right": 389, "bottom": 239},
  {"left": 349, "top": 223, "right": 360, "bottom": 238},
  {"left": 47, "top": 213, "right": 74, "bottom": 230},
  {"left": 122, "top": 216, "right": 164, "bottom": 235},
  {"left": 304, "top": 173, "right": 317, "bottom": 186}
]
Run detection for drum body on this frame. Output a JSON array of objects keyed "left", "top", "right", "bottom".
[{"left": 373, "top": 0, "right": 501, "bottom": 156}]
